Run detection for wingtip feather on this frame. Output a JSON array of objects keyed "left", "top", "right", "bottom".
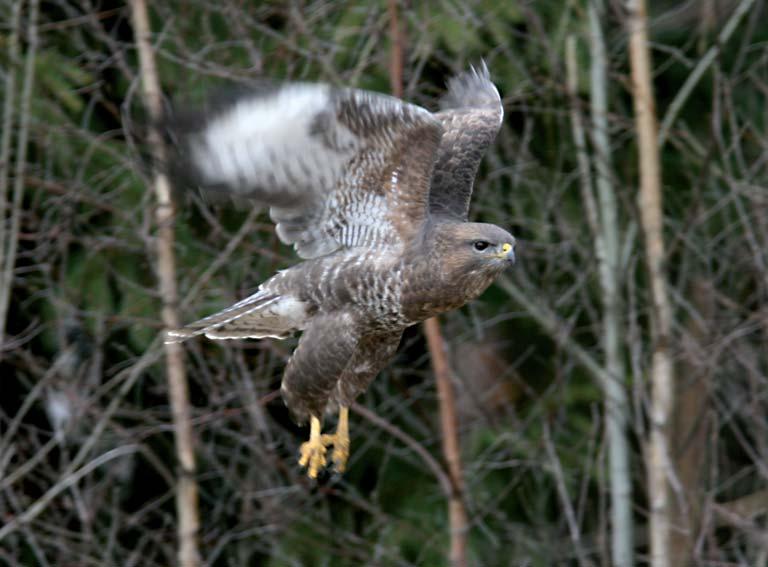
[{"left": 440, "top": 62, "right": 501, "bottom": 112}]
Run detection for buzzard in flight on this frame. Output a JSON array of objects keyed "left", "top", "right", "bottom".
[{"left": 167, "top": 65, "right": 515, "bottom": 478}]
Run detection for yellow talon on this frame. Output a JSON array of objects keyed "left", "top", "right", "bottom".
[
  {"left": 298, "top": 416, "right": 327, "bottom": 478},
  {"left": 298, "top": 408, "right": 351, "bottom": 477},
  {"left": 321, "top": 406, "right": 350, "bottom": 473}
]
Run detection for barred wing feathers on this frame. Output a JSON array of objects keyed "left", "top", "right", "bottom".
[
  {"left": 429, "top": 63, "right": 503, "bottom": 220},
  {"left": 172, "top": 84, "right": 443, "bottom": 258}
]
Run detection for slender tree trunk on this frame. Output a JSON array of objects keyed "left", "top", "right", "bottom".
[
  {"left": 0, "top": 0, "right": 37, "bottom": 353},
  {"left": 387, "top": 2, "right": 467, "bottom": 564},
  {"left": 627, "top": 3, "right": 675, "bottom": 566},
  {"left": 128, "top": 2, "right": 201, "bottom": 566},
  {"left": 588, "top": 3, "right": 635, "bottom": 565},
  {"left": 566, "top": 25, "right": 633, "bottom": 565}
]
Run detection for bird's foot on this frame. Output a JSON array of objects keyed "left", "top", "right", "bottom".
[
  {"left": 321, "top": 406, "right": 350, "bottom": 473},
  {"left": 298, "top": 437, "right": 327, "bottom": 478},
  {"left": 298, "top": 416, "right": 327, "bottom": 479},
  {"left": 320, "top": 432, "right": 349, "bottom": 473}
]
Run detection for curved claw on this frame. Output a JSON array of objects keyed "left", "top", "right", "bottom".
[
  {"left": 298, "top": 416, "right": 327, "bottom": 478},
  {"left": 321, "top": 406, "right": 350, "bottom": 473},
  {"left": 297, "top": 409, "right": 351, "bottom": 478},
  {"left": 299, "top": 439, "right": 327, "bottom": 479}
]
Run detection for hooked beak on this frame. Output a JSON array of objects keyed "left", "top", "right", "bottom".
[{"left": 498, "top": 241, "right": 516, "bottom": 265}]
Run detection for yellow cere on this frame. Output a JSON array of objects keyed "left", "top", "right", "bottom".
[{"left": 502, "top": 243, "right": 513, "bottom": 254}]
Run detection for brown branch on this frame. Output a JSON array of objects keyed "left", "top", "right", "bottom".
[
  {"left": 715, "top": 489, "right": 768, "bottom": 522},
  {"left": 128, "top": 2, "right": 201, "bottom": 566},
  {"left": 387, "top": 0, "right": 404, "bottom": 99},
  {"left": 424, "top": 318, "right": 469, "bottom": 567},
  {"left": 627, "top": 2, "right": 675, "bottom": 566}
]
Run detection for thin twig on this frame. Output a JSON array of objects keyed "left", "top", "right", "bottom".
[
  {"left": 180, "top": 207, "right": 262, "bottom": 311},
  {"left": 497, "top": 276, "right": 612, "bottom": 389},
  {"left": 351, "top": 403, "right": 451, "bottom": 496},
  {"left": 543, "top": 422, "right": 591, "bottom": 567},
  {"left": 0, "top": 445, "right": 139, "bottom": 541},
  {"left": 0, "top": 342, "right": 161, "bottom": 540},
  {"left": 658, "top": 0, "right": 756, "bottom": 148}
]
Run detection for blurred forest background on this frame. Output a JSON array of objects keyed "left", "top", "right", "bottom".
[{"left": 2, "top": 0, "right": 768, "bottom": 565}]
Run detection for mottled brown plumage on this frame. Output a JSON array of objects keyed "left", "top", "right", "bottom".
[{"left": 166, "top": 64, "right": 514, "bottom": 477}]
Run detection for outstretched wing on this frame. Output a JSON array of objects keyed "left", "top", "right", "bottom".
[
  {"left": 428, "top": 63, "right": 503, "bottom": 220},
  {"left": 170, "top": 83, "right": 443, "bottom": 258}
]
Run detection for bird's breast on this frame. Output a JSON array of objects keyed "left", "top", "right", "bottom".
[{"left": 400, "top": 264, "right": 498, "bottom": 323}]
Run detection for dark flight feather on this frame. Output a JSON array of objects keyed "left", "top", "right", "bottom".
[{"left": 429, "top": 63, "right": 504, "bottom": 220}]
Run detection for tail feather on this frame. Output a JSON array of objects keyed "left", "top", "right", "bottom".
[{"left": 165, "top": 291, "right": 293, "bottom": 344}]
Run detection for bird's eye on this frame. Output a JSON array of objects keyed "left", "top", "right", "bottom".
[{"left": 473, "top": 240, "right": 490, "bottom": 252}]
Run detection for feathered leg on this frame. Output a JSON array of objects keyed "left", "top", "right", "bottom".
[
  {"left": 326, "top": 331, "right": 402, "bottom": 473},
  {"left": 281, "top": 314, "right": 360, "bottom": 477}
]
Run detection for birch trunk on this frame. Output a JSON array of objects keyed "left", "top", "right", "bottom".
[{"left": 588, "top": 3, "right": 634, "bottom": 565}]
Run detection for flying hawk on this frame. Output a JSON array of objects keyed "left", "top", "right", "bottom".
[{"left": 166, "top": 65, "right": 515, "bottom": 478}]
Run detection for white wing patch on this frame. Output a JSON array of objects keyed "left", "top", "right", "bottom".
[{"left": 190, "top": 85, "right": 357, "bottom": 196}]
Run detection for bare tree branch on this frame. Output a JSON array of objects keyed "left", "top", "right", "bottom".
[
  {"left": 658, "top": 0, "right": 756, "bottom": 148},
  {"left": 0, "top": 445, "right": 139, "bottom": 541},
  {"left": 543, "top": 421, "right": 592, "bottom": 567},
  {"left": 352, "top": 403, "right": 451, "bottom": 495}
]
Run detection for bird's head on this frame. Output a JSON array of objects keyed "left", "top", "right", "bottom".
[{"left": 430, "top": 221, "right": 516, "bottom": 281}]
